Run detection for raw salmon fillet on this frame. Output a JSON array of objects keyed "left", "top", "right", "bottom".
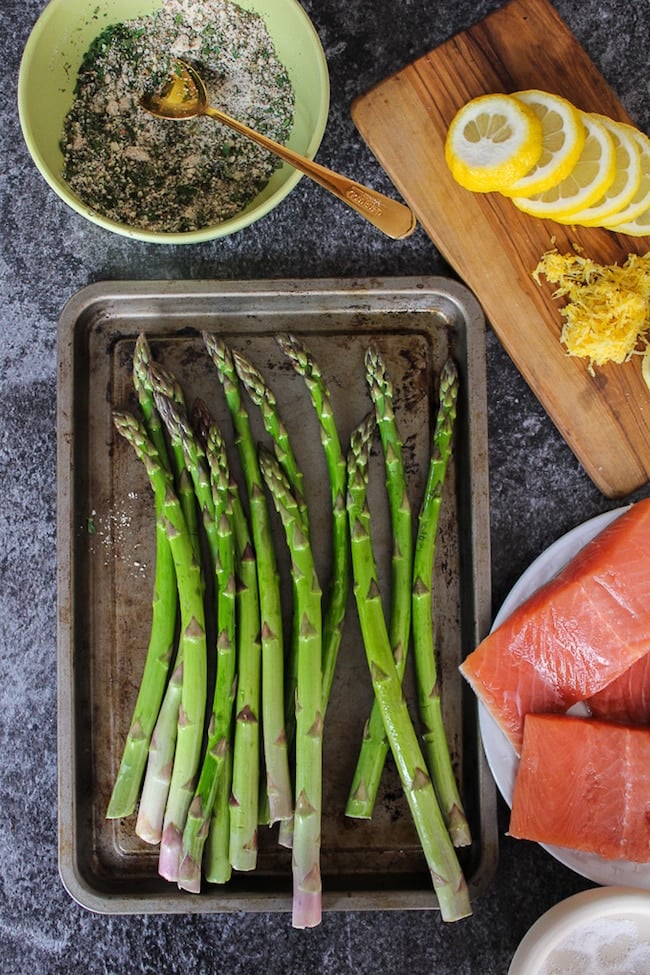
[
  {"left": 460, "top": 499, "right": 650, "bottom": 753},
  {"left": 588, "top": 653, "right": 650, "bottom": 725},
  {"left": 509, "top": 713, "right": 650, "bottom": 862}
]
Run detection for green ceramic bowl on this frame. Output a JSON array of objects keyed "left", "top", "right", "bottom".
[{"left": 18, "top": 0, "right": 330, "bottom": 243}]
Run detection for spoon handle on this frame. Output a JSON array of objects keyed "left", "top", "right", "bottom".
[{"left": 204, "top": 106, "right": 417, "bottom": 240}]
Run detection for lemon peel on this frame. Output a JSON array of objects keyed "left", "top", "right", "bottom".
[
  {"left": 501, "top": 90, "right": 586, "bottom": 198},
  {"left": 445, "top": 93, "right": 543, "bottom": 193}
]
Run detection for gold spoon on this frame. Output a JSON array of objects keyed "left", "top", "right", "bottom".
[{"left": 140, "top": 60, "right": 417, "bottom": 240}]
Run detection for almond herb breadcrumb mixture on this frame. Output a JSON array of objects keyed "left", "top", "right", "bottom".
[{"left": 61, "top": 0, "right": 295, "bottom": 233}]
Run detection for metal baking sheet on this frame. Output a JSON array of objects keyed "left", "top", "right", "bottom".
[{"left": 56, "top": 276, "right": 496, "bottom": 915}]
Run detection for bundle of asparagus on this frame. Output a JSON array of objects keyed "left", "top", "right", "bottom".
[{"left": 106, "top": 331, "right": 471, "bottom": 925}]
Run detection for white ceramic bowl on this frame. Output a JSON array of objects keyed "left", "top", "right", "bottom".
[
  {"left": 18, "top": 0, "right": 330, "bottom": 243},
  {"left": 508, "top": 887, "right": 650, "bottom": 975}
]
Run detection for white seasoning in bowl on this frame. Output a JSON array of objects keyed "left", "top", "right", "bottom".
[
  {"left": 61, "top": 0, "right": 295, "bottom": 232},
  {"left": 538, "top": 916, "right": 650, "bottom": 975}
]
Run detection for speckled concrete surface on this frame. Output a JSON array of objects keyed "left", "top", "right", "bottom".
[{"left": 1, "top": 0, "right": 649, "bottom": 972}]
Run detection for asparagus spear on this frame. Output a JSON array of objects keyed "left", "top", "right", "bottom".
[
  {"left": 204, "top": 741, "right": 234, "bottom": 884},
  {"left": 259, "top": 446, "right": 323, "bottom": 929},
  {"left": 346, "top": 345, "right": 413, "bottom": 818},
  {"left": 110, "top": 370, "right": 184, "bottom": 840},
  {"left": 135, "top": 656, "right": 183, "bottom": 843},
  {"left": 413, "top": 359, "right": 470, "bottom": 847},
  {"left": 132, "top": 360, "right": 215, "bottom": 848},
  {"left": 232, "top": 348, "right": 307, "bottom": 810},
  {"left": 206, "top": 417, "right": 262, "bottom": 872},
  {"left": 365, "top": 345, "right": 413, "bottom": 671},
  {"left": 233, "top": 349, "right": 308, "bottom": 530},
  {"left": 276, "top": 333, "right": 350, "bottom": 714},
  {"left": 204, "top": 333, "right": 293, "bottom": 825},
  {"left": 346, "top": 413, "right": 471, "bottom": 923},
  {"left": 178, "top": 435, "right": 237, "bottom": 893},
  {"left": 112, "top": 412, "right": 208, "bottom": 881},
  {"left": 106, "top": 337, "right": 178, "bottom": 819},
  {"left": 129, "top": 338, "right": 186, "bottom": 842},
  {"left": 192, "top": 400, "right": 263, "bottom": 871}
]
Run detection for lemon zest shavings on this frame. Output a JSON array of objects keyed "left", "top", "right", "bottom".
[{"left": 533, "top": 249, "right": 650, "bottom": 370}]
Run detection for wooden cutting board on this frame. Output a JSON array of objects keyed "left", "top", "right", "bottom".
[{"left": 352, "top": 0, "right": 649, "bottom": 499}]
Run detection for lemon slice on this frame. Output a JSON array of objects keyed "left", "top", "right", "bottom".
[
  {"left": 555, "top": 115, "right": 642, "bottom": 226},
  {"left": 445, "top": 93, "right": 543, "bottom": 193},
  {"left": 511, "top": 111, "right": 617, "bottom": 219},
  {"left": 501, "top": 90, "right": 586, "bottom": 198},
  {"left": 600, "top": 128, "right": 650, "bottom": 228}
]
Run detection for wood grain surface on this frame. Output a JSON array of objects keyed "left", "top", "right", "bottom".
[{"left": 352, "top": 0, "right": 650, "bottom": 498}]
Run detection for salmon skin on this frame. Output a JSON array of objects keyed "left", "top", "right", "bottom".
[
  {"left": 460, "top": 498, "right": 650, "bottom": 753},
  {"left": 509, "top": 713, "right": 650, "bottom": 862}
]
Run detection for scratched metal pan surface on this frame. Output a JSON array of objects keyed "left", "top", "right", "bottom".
[{"left": 56, "top": 277, "right": 496, "bottom": 915}]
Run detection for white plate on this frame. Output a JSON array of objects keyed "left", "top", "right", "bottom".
[{"left": 479, "top": 504, "right": 650, "bottom": 889}]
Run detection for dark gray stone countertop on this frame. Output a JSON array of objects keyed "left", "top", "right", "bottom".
[{"left": 2, "top": 1, "right": 649, "bottom": 972}]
